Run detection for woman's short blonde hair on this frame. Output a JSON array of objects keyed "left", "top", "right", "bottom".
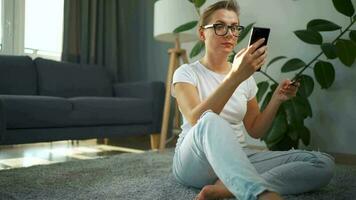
[{"left": 199, "top": 0, "right": 240, "bottom": 27}]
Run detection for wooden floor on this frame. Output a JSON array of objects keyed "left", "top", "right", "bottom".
[
  {"left": 1, "top": 135, "right": 355, "bottom": 171},
  {"left": 0, "top": 135, "right": 177, "bottom": 171}
]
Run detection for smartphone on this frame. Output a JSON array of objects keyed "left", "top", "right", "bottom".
[{"left": 248, "top": 27, "right": 270, "bottom": 71}]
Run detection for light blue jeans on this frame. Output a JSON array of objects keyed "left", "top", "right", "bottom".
[{"left": 172, "top": 111, "right": 335, "bottom": 200}]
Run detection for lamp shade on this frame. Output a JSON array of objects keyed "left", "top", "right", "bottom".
[{"left": 154, "top": 0, "right": 198, "bottom": 43}]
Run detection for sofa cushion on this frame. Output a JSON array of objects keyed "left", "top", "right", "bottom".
[
  {"left": 0, "top": 56, "right": 37, "bottom": 95},
  {"left": 68, "top": 97, "right": 152, "bottom": 126},
  {"left": 0, "top": 95, "right": 72, "bottom": 129},
  {"left": 35, "top": 58, "right": 113, "bottom": 98}
]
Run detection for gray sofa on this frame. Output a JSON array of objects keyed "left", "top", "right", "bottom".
[{"left": 0, "top": 55, "right": 164, "bottom": 149}]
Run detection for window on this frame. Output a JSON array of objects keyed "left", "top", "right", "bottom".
[
  {"left": 24, "top": 0, "right": 64, "bottom": 60},
  {"left": 0, "top": 0, "right": 64, "bottom": 60}
]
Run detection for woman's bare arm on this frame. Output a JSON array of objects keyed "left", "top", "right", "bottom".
[
  {"left": 175, "top": 38, "right": 267, "bottom": 126},
  {"left": 243, "top": 80, "right": 299, "bottom": 138},
  {"left": 174, "top": 74, "right": 243, "bottom": 125},
  {"left": 243, "top": 97, "right": 281, "bottom": 138}
]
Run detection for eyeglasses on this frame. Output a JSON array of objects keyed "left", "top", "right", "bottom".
[{"left": 202, "top": 23, "right": 244, "bottom": 37}]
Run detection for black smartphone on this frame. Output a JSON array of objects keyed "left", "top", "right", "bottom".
[{"left": 248, "top": 27, "right": 270, "bottom": 71}]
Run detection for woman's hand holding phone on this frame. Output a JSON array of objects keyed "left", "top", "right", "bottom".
[
  {"left": 230, "top": 38, "right": 268, "bottom": 82},
  {"left": 248, "top": 27, "right": 270, "bottom": 71}
]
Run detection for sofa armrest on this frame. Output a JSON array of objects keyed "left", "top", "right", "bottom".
[
  {"left": 0, "top": 98, "right": 6, "bottom": 141},
  {"left": 113, "top": 81, "right": 165, "bottom": 133}
]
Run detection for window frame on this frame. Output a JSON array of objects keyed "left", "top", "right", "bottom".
[
  {"left": 0, "top": 0, "right": 63, "bottom": 61},
  {"left": 0, "top": 0, "right": 25, "bottom": 55}
]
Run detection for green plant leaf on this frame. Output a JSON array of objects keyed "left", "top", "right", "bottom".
[
  {"left": 287, "top": 125, "right": 299, "bottom": 141},
  {"left": 256, "top": 81, "right": 269, "bottom": 103},
  {"left": 335, "top": 39, "right": 356, "bottom": 66},
  {"left": 265, "top": 110, "right": 288, "bottom": 144},
  {"left": 281, "top": 58, "right": 306, "bottom": 72},
  {"left": 307, "top": 19, "right": 341, "bottom": 32},
  {"left": 267, "top": 134, "right": 298, "bottom": 151},
  {"left": 187, "top": 0, "right": 194, "bottom": 3},
  {"left": 294, "top": 30, "right": 323, "bottom": 45},
  {"left": 267, "top": 56, "right": 287, "bottom": 68},
  {"left": 321, "top": 43, "right": 337, "bottom": 59},
  {"left": 270, "top": 83, "right": 278, "bottom": 92},
  {"left": 173, "top": 21, "right": 198, "bottom": 33},
  {"left": 283, "top": 100, "right": 304, "bottom": 129},
  {"left": 350, "top": 30, "right": 356, "bottom": 42},
  {"left": 190, "top": 40, "right": 205, "bottom": 58},
  {"left": 332, "top": 0, "right": 355, "bottom": 17},
  {"left": 261, "top": 91, "right": 273, "bottom": 111},
  {"left": 314, "top": 61, "right": 335, "bottom": 89},
  {"left": 228, "top": 51, "right": 236, "bottom": 63},
  {"left": 194, "top": 0, "right": 206, "bottom": 8},
  {"left": 297, "top": 96, "right": 313, "bottom": 118},
  {"left": 300, "top": 126, "right": 311, "bottom": 146},
  {"left": 260, "top": 84, "right": 278, "bottom": 110},
  {"left": 284, "top": 96, "right": 311, "bottom": 121},
  {"left": 238, "top": 23, "right": 255, "bottom": 44},
  {"left": 297, "top": 75, "right": 314, "bottom": 98}
]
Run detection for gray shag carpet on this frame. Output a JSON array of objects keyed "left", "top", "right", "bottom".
[{"left": 0, "top": 148, "right": 355, "bottom": 200}]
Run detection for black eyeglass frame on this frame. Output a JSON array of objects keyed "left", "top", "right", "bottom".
[{"left": 202, "top": 23, "right": 245, "bottom": 37}]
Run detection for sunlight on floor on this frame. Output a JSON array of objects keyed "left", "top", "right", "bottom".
[{"left": 0, "top": 139, "right": 146, "bottom": 171}]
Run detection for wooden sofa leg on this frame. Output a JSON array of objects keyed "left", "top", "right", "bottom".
[{"left": 150, "top": 133, "right": 160, "bottom": 150}]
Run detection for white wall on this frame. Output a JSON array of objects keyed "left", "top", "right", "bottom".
[{"left": 181, "top": 0, "right": 356, "bottom": 153}]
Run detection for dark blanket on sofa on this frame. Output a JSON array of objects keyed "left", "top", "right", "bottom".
[{"left": 0, "top": 149, "right": 355, "bottom": 200}]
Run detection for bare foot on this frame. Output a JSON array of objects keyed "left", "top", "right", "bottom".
[
  {"left": 195, "top": 185, "right": 222, "bottom": 200},
  {"left": 195, "top": 183, "right": 233, "bottom": 200},
  {"left": 258, "top": 191, "right": 283, "bottom": 200}
]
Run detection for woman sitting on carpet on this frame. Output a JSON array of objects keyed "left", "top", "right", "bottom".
[{"left": 171, "top": 1, "right": 335, "bottom": 200}]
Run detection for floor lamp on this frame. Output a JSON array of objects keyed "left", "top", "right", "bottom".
[{"left": 154, "top": 0, "right": 198, "bottom": 151}]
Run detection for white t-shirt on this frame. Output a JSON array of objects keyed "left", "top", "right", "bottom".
[{"left": 172, "top": 60, "right": 258, "bottom": 148}]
